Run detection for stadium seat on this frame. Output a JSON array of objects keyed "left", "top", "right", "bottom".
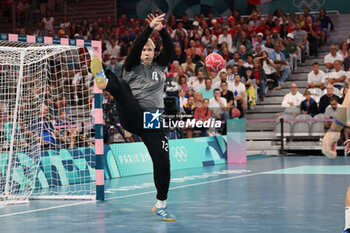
[
  {"left": 308, "top": 88, "right": 322, "bottom": 103},
  {"left": 292, "top": 114, "right": 312, "bottom": 137},
  {"left": 311, "top": 114, "right": 325, "bottom": 136},
  {"left": 274, "top": 114, "right": 294, "bottom": 137}
]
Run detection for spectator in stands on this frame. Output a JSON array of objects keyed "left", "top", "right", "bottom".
[
  {"left": 308, "top": 62, "right": 326, "bottom": 89},
  {"left": 220, "top": 47, "right": 234, "bottom": 62},
  {"left": 105, "top": 37, "right": 120, "bottom": 59},
  {"left": 220, "top": 81, "right": 234, "bottom": 108},
  {"left": 286, "top": 33, "right": 298, "bottom": 71},
  {"left": 328, "top": 60, "right": 347, "bottom": 90},
  {"left": 324, "top": 97, "right": 341, "bottom": 130},
  {"left": 237, "top": 58, "right": 247, "bottom": 78},
  {"left": 302, "top": 16, "right": 320, "bottom": 57},
  {"left": 242, "top": 68, "right": 257, "bottom": 108},
  {"left": 55, "top": 109, "right": 75, "bottom": 140},
  {"left": 244, "top": 54, "right": 254, "bottom": 69},
  {"left": 201, "top": 28, "right": 217, "bottom": 46},
  {"left": 209, "top": 89, "right": 229, "bottom": 123},
  {"left": 226, "top": 65, "right": 235, "bottom": 84},
  {"left": 31, "top": 104, "right": 63, "bottom": 149},
  {"left": 298, "top": 14, "right": 306, "bottom": 27},
  {"left": 105, "top": 56, "right": 123, "bottom": 78},
  {"left": 183, "top": 95, "right": 195, "bottom": 138},
  {"left": 35, "top": 22, "right": 47, "bottom": 37},
  {"left": 180, "top": 13, "right": 192, "bottom": 30},
  {"left": 200, "top": 78, "right": 214, "bottom": 100},
  {"left": 236, "top": 31, "right": 252, "bottom": 54},
  {"left": 178, "top": 88, "right": 188, "bottom": 112},
  {"left": 338, "top": 41, "right": 348, "bottom": 60},
  {"left": 301, "top": 90, "right": 318, "bottom": 117},
  {"left": 238, "top": 45, "right": 249, "bottom": 62},
  {"left": 319, "top": 84, "right": 340, "bottom": 113},
  {"left": 213, "top": 71, "right": 230, "bottom": 90},
  {"left": 232, "top": 74, "right": 247, "bottom": 114},
  {"left": 280, "top": 41, "right": 291, "bottom": 63},
  {"left": 181, "top": 55, "right": 196, "bottom": 76},
  {"left": 194, "top": 52, "right": 206, "bottom": 74},
  {"left": 303, "top": 7, "right": 314, "bottom": 22},
  {"left": 255, "top": 18, "right": 270, "bottom": 36},
  {"left": 248, "top": 11, "right": 260, "bottom": 29},
  {"left": 255, "top": 50, "right": 280, "bottom": 89},
  {"left": 339, "top": 85, "right": 348, "bottom": 104},
  {"left": 194, "top": 91, "right": 203, "bottom": 108},
  {"left": 343, "top": 46, "right": 350, "bottom": 71},
  {"left": 203, "top": 43, "right": 213, "bottom": 56},
  {"left": 318, "top": 9, "right": 334, "bottom": 42},
  {"left": 191, "top": 71, "right": 205, "bottom": 92},
  {"left": 263, "top": 36, "right": 274, "bottom": 52},
  {"left": 265, "top": 14, "right": 274, "bottom": 29},
  {"left": 252, "top": 60, "right": 267, "bottom": 101},
  {"left": 42, "top": 10, "right": 55, "bottom": 35},
  {"left": 227, "top": 52, "right": 240, "bottom": 67},
  {"left": 185, "top": 86, "right": 194, "bottom": 98},
  {"left": 324, "top": 44, "right": 343, "bottom": 71},
  {"left": 172, "top": 45, "right": 186, "bottom": 64},
  {"left": 273, "top": 8, "right": 283, "bottom": 24},
  {"left": 178, "top": 74, "right": 188, "bottom": 92},
  {"left": 253, "top": 33, "right": 265, "bottom": 50},
  {"left": 193, "top": 99, "right": 212, "bottom": 136},
  {"left": 287, "top": 18, "right": 296, "bottom": 33},
  {"left": 60, "top": 15, "right": 71, "bottom": 33},
  {"left": 218, "top": 28, "right": 233, "bottom": 50},
  {"left": 269, "top": 42, "right": 291, "bottom": 87},
  {"left": 72, "top": 65, "right": 92, "bottom": 103},
  {"left": 253, "top": 44, "right": 263, "bottom": 58},
  {"left": 281, "top": 83, "right": 304, "bottom": 114},
  {"left": 271, "top": 28, "right": 282, "bottom": 44},
  {"left": 292, "top": 22, "right": 307, "bottom": 62}
]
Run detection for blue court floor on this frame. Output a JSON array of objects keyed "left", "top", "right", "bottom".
[{"left": 1, "top": 155, "right": 350, "bottom": 233}]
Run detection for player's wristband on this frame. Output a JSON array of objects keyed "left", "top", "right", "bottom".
[
  {"left": 329, "top": 128, "right": 336, "bottom": 132},
  {"left": 334, "top": 119, "right": 345, "bottom": 128}
]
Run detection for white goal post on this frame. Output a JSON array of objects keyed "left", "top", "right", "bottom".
[{"left": 0, "top": 34, "right": 104, "bottom": 206}]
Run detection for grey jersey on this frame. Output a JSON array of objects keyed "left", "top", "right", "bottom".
[{"left": 123, "top": 62, "right": 166, "bottom": 111}]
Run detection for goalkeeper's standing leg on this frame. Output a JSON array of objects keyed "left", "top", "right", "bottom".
[
  {"left": 139, "top": 129, "right": 176, "bottom": 221},
  {"left": 91, "top": 58, "right": 176, "bottom": 221}
]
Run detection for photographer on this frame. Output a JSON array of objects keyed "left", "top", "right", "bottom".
[{"left": 103, "top": 92, "right": 119, "bottom": 144}]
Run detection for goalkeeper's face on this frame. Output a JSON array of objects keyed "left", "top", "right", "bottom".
[{"left": 141, "top": 44, "right": 155, "bottom": 66}]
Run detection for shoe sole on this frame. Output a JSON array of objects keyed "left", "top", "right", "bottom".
[
  {"left": 90, "top": 57, "right": 107, "bottom": 89},
  {"left": 152, "top": 207, "right": 177, "bottom": 221}
]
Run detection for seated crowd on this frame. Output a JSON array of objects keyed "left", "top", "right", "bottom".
[{"left": 280, "top": 40, "right": 350, "bottom": 131}]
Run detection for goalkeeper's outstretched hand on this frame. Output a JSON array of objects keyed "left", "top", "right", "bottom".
[
  {"left": 321, "top": 131, "right": 340, "bottom": 159},
  {"left": 146, "top": 13, "right": 165, "bottom": 32}
]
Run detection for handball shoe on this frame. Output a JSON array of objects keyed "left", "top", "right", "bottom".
[
  {"left": 152, "top": 206, "right": 177, "bottom": 221},
  {"left": 90, "top": 57, "right": 107, "bottom": 89}
]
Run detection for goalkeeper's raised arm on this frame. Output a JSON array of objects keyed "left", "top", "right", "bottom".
[{"left": 124, "top": 13, "right": 173, "bottom": 72}]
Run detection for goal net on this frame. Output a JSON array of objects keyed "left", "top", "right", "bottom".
[{"left": 0, "top": 40, "right": 96, "bottom": 205}]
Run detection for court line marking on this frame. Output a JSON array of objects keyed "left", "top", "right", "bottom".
[{"left": 0, "top": 167, "right": 297, "bottom": 218}]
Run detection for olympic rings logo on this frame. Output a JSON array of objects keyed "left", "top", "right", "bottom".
[
  {"left": 292, "top": 0, "right": 326, "bottom": 11},
  {"left": 171, "top": 146, "right": 187, "bottom": 162}
]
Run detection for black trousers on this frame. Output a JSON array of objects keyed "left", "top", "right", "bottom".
[
  {"left": 105, "top": 70, "right": 170, "bottom": 201},
  {"left": 308, "top": 36, "right": 319, "bottom": 56}
]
